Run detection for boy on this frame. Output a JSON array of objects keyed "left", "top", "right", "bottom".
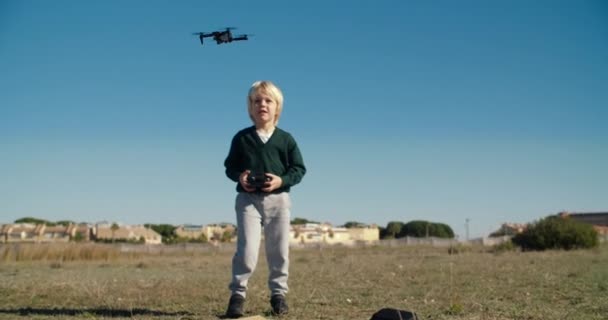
[{"left": 224, "top": 81, "right": 306, "bottom": 318}]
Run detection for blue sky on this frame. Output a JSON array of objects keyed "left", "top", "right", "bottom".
[{"left": 1, "top": 0, "right": 607, "bottom": 238}]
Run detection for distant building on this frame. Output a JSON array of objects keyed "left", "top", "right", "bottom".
[
  {"left": 69, "top": 224, "right": 93, "bottom": 241},
  {"left": 289, "top": 223, "right": 379, "bottom": 245},
  {"left": 40, "top": 225, "right": 71, "bottom": 242},
  {"left": 174, "top": 224, "right": 206, "bottom": 239},
  {"left": 0, "top": 223, "right": 39, "bottom": 243},
  {"left": 558, "top": 211, "right": 608, "bottom": 239},
  {"left": 202, "top": 223, "right": 236, "bottom": 242},
  {"left": 94, "top": 224, "right": 162, "bottom": 244},
  {"left": 348, "top": 225, "right": 381, "bottom": 242},
  {"left": 490, "top": 223, "right": 527, "bottom": 237},
  {"left": 0, "top": 223, "right": 92, "bottom": 243},
  {"left": 325, "top": 227, "right": 352, "bottom": 244},
  {"left": 290, "top": 223, "right": 326, "bottom": 244}
]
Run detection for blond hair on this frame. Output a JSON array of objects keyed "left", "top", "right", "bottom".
[{"left": 247, "top": 80, "right": 284, "bottom": 125}]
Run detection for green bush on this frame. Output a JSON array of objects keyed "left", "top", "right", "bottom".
[
  {"left": 145, "top": 224, "right": 176, "bottom": 244},
  {"left": 491, "top": 240, "right": 517, "bottom": 253},
  {"left": 448, "top": 244, "right": 463, "bottom": 255},
  {"left": 513, "top": 216, "right": 598, "bottom": 250},
  {"left": 73, "top": 231, "right": 85, "bottom": 242}
]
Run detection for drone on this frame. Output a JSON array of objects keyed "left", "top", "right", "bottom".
[{"left": 192, "top": 27, "right": 251, "bottom": 45}]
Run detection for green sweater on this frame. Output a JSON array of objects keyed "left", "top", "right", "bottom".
[{"left": 224, "top": 126, "right": 306, "bottom": 193}]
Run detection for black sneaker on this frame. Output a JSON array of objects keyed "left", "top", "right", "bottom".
[
  {"left": 270, "top": 294, "right": 289, "bottom": 316},
  {"left": 225, "top": 294, "right": 245, "bottom": 318}
]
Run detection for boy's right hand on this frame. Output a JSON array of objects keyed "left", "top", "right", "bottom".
[{"left": 239, "top": 170, "right": 256, "bottom": 192}]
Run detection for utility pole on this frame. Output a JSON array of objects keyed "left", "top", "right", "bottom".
[{"left": 465, "top": 218, "right": 470, "bottom": 242}]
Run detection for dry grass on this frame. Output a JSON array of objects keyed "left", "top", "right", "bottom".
[
  {"left": 1, "top": 243, "right": 124, "bottom": 262},
  {"left": 0, "top": 243, "right": 606, "bottom": 319}
]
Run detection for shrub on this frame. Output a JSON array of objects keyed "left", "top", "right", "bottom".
[
  {"left": 446, "top": 303, "right": 464, "bottom": 315},
  {"left": 448, "top": 244, "right": 474, "bottom": 255},
  {"left": 220, "top": 230, "right": 234, "bottom": 242},
  {"left": 73, "top": 231, "right": 85, "bottom": 242},
  {"left": 188, "top": 234, "right": 208, "bottom": 243},
  {"left": 513, "top": 216, "right": 598, "bottom": 250},
  {"left": 491, "top": 240, "right": 517, "bottom": 253},
  {"left": 448, "top": 245, "right": 460, "bottom": 255}
]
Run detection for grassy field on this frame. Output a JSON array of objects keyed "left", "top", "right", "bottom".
[{"left": 0, "top": 243, "right": 607, "bottom": 320}]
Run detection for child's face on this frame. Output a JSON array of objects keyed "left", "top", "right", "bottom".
[{"left": 250, "top": 91, "right": 278, "bottom": 126}]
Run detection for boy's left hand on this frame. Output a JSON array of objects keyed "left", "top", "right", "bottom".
[{"left": 262, "top": 173, "right": 282, "bottom": 192}]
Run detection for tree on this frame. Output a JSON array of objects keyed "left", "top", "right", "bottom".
[
  {"left": 431, "top": 223, "right": 455, "bottom": 238},
  {"left": 15, "top": 217, "right": 54, "bottom": 226},
  {"left": 400, "top": 220, "right": 427, "bottom": 237},
  {"left": 290, "top": 217, "right": 319, "bottom": 225},
  {"left": 56, "top": 220, "right": 75, "bottom": 227},
  {"left": 378, "top": 226, "right": 388, "bottom": 239},
  {"left": 73, "top": 231, "right": 84, "bottom": 242},
  {"left": 111, "top": 223, "right": 119, "bottom": 243},
  {"left": 384, "top": 221, "right": 404, "bottom": 239},
  {"left": 400, "top": 220, "right": 455, "bottom": 239},
  {"left": 145, "top": 224, "right": 177, "bottom": 244},
  {"left": 343, "top": 221, "right": 366, "bottom": 228}
]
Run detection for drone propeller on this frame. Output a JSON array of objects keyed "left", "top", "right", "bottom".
[{"left": 224, "top": 27, "right": 237, "bottom": 30}]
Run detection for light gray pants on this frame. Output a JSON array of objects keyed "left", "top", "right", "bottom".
[{"left": 229, "top": 192, "right": 291, "bottom": 298}]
